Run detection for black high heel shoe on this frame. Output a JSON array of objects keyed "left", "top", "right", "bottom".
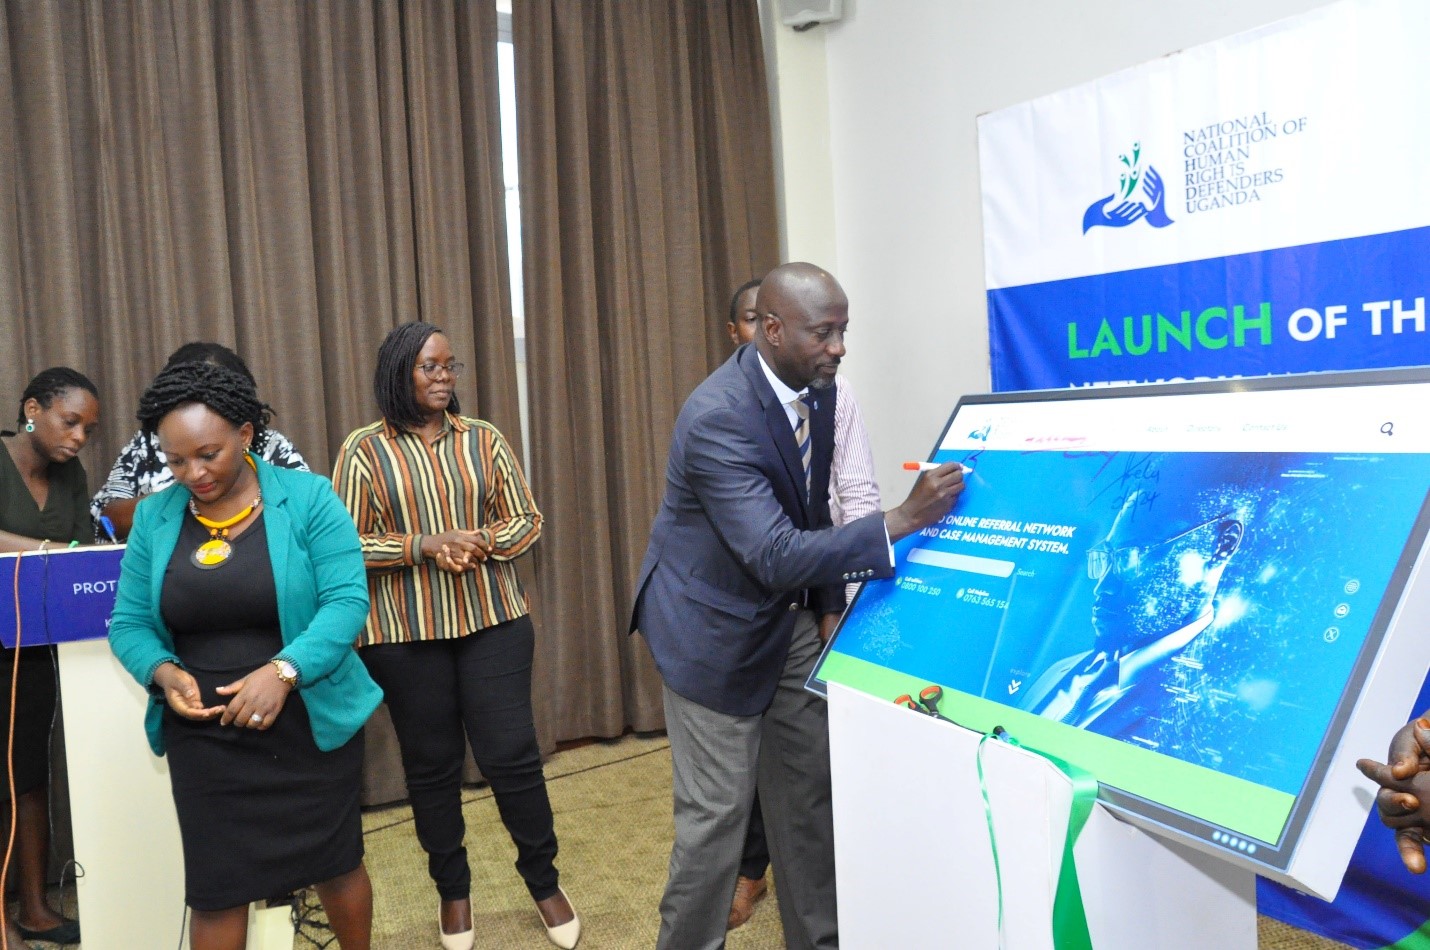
[{"left": 16, "top": 915, "right": 80, "bottom": 946}]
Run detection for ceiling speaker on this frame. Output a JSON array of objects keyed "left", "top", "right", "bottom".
[{"left": 779, "top": 0, "right": 843, "bottom": 31}]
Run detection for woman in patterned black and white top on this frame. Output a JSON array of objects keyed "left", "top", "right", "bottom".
[{"left": 91, "top": 343, "right": 307, "bottom": 540}]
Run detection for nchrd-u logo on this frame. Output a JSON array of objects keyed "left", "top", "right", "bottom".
[{"left": 1082, "top": 142, "right": 1174, "bottom": 233}]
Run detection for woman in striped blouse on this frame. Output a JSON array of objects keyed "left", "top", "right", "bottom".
[{"left": 333, "top": 322, "right": 579, "bottom": 950}]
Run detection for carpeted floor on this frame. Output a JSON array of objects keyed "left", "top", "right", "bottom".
[
  {"left": 15, "top": 734, "right": 1355, "bottom": 948},
  {"left": 354, "top": 735, "right": 728, "bottom": 949},
  {"left": 273, "top": 733, "right": 1358, "bottom": 949}
]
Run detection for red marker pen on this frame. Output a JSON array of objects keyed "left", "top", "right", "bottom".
[{"left": 902, "top": 461, "right": 973, "bottom": 474}]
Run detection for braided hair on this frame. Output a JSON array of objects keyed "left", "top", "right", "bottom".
[
  {"left": 159, "top": 342, "right": 281, "bottom": 453},
  {"left": 374, "top": 321, "right": 461, "bottom": 431},
  {"left": 163, "top": 341, "right": 256, "bottom": 382},
  {"left": 17, "top": 367, "right": 99, "bottom": 428},
  {"left": 727, "top": 277, "right": 763, "bottom": 328},
  {"left": 136, "top": 362, "right": 272, "bottom": 446}
]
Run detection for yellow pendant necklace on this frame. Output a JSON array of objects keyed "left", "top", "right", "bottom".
[{"left": 188, "top": 456, "right": 261, "bottom": 570}]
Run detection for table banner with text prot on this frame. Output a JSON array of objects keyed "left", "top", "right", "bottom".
[
  {"left": 980, "top": 0, "right": 1430, "bottom": 393},
  {"left": 0, "top": 547, "right": 124, "bottom": 648}
]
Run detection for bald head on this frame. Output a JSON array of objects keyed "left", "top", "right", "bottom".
[
  {"left": 754, "top": 263, "right": 848, "bottom": 391},
  {"left": 755, "top": 263, "right": 844, "bottom": 323}
]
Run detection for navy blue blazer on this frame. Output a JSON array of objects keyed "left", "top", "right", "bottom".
[{"left": 631, "top": 344, "right": 893, "bottom": 716}]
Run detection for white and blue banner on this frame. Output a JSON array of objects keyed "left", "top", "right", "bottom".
[
  {"left": 981, "top": 0, "right": 1430, "bottom": 392},
  {"left": 979, "top": 2, "right": 1430, "bottom": 946}
]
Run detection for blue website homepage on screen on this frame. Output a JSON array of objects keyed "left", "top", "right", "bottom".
[{"left": 812, "top": 380, "right": 1430, "bottom": 866}]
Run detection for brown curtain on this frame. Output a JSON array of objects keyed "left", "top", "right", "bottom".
[
  {"left": 514, "top": 0, "right": 780, "bottom": 739},
  {"left": 0, "top": 0, "right": 518, "bottom": 805}
]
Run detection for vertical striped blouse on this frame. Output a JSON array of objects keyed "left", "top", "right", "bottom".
[{"left": 332, "top": 413, "right": 541, "bottom": 646}]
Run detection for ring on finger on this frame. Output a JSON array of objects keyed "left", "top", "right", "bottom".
[{"left": 250, "top": 713, "right": 264, "bottom": 725}]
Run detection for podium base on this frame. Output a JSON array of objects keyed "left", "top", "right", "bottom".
[
  {"left": 61, "top": 638, "right": 187, "bottom": 949},
  {"left": 60, "top": 638, "right": 298, "bottom": 949}
]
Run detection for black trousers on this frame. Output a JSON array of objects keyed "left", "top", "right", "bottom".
[
  {"left": 361, "top": 615, "right": 559, "bottom": 901},
  {"left": 0, "top": 646, "right": 57, "bottom": 798}
]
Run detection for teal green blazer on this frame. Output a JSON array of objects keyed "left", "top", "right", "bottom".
[{"left": 109, "top": 457, "right": 382, "bottom": 755}]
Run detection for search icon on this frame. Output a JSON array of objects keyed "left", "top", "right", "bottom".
[{"left": 1381, "top": 422, "right": 1395, "bottom": 436}]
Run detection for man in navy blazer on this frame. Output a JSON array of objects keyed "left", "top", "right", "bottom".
[{"left": 631, "top": 262, "right": 965, "bottom": 950}]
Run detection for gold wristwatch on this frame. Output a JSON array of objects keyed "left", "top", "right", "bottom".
[{"left": 271, "top": 658, "right": 299, "bottom": 688}]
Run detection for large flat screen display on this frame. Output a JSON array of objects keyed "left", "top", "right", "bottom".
[{"left": 809, "top": 369, "right": 1430, "bottom": 876}]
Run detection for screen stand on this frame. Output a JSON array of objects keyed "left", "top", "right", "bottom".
[{"left": 826, "top": 683, "right": 1256, "bottom": 948}]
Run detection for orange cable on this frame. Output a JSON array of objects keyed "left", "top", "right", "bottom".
[{"left": 2, "top": 551, "right": 23, "bottom": 950}]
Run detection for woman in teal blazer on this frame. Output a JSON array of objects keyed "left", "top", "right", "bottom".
[{"left": 108, "top": 362, "right": 381, "bottom": 950}]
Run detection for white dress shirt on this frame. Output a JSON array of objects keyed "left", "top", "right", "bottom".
[{"left": 756, "top": 351, "right": 888, "bottom": 599}]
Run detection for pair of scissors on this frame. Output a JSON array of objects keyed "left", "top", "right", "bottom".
[{"left": 892, "top": 684, "right": 951, "bottom": 722}]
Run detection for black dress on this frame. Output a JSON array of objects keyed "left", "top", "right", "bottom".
[{"left": 160, "top": 513, "right": 364, "bottom": 911}]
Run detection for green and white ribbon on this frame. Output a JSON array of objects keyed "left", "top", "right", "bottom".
[{"left": 976, "top": 729, "right": 1100, "bottom": 950}]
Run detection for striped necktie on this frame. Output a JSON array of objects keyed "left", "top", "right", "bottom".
[{"left": 791, "top": 394, "right": 811, "bottom": 502}]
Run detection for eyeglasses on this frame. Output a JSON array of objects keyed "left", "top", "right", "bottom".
[
  {"left": 1086, "top": 511, "right": 1232, "bottom": 581},
  {"left": 417, "top": 361, "right": 466, "bottom": 380}
]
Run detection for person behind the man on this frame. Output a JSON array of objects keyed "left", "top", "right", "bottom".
[
  {"left": 723, "top": 275, "right": 882, "bottom": 930},
  {"left": 631, "top": 262, "right": 964, "bottom": 950},
  {"left": 1020, "top": 487, "right": 1244, "bottom": 738}
]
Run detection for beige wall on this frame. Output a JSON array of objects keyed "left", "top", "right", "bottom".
[
  {"left": 765, "top": 0, "right": 1335, "bottom": 505},
  {"left": 762, "top": 10, "right": 838, "bottom": 270}
]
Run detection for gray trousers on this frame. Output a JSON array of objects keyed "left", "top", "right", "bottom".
[{"left": 657, "top": 610, "right": 837, "bottom": 950}]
